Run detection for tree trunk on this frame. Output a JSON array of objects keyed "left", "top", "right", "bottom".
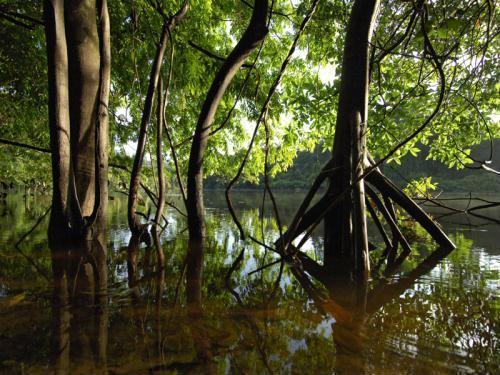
[
  {"left": 65, "top": 0, "right": 100, "bottom": 218},
  {"left": 128, "top": 1, "right": 188, "bottom": 236},
  {"left": 324, "top": 0, "right": 380, "bottom": 274},
  {"left": 154, "top": 79, "right": 165, "bottom": 228},
  {"left": 96, "top": 0, "right": 111, "bottom": 231},
  {"left": 44, "top": 0, "right": 71, "bottom": 243},
  {"left": 44, "top": 0, "right": 110, "bottom": 246},
  {"left": 186, "top": 0, "right": 268, "bottom": 242}
]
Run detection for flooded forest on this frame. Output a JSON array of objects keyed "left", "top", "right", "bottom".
[{"left": 0, "top": 0, "right": 499, "bottom": 374}]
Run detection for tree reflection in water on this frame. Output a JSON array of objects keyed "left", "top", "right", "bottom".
[
  {"left": 50, "top": 235, "right": 108, "bottom": 375},
  {"left": 0, "top": 194, "right": 498, "bottom": 374}
]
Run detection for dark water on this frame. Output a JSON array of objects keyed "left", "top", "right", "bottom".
[{"left": 0, "top": 192, "right": 498, "bottom": 374}]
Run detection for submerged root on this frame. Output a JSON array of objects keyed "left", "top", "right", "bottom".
[{"left": 273, "top": 158, "right": 455, "bottom": 283}]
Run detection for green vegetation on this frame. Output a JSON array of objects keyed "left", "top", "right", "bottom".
[{"left": 0, "top": 0, "right": 498, "bottom": 192}]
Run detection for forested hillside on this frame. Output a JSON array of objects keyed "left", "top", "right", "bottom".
[{"left": 206, "top": 140, "right": 500, "bottom": 192}]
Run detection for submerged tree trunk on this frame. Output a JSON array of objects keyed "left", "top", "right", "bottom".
[
  {"left": 44, "top": 0, "right": 110, "bottom": 289},
  {"left": 186, "top": 0, "right": 268, "bottom": 242},
  {"left": 272, "top": 0, "right": 454, "bottom": 281},
  {"left": 324, "top": 0, "right": 380, "bottom": 274}
]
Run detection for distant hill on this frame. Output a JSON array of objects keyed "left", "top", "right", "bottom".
[
  {"left": 383, "top": 139, "right": 500, "bottom": 193},
  {"left": 207, "top": 140, "right": 500, "bottom": 193}
]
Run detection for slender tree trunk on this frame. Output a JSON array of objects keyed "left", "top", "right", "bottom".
[
  {"left": 324, "top": 0, "right": 380, "bottom": 273},
  {"left": 96, "top": 0, "right": 111, "bottom": 230},
  {"left": 128, "top": 1, "right": 188, "bottom": 235},
  {"left": 154, "top": 79, "right": 165, "bottom": 228},
  {"left": 44, "top": 0, "right": 71, "bottom": 244},
  {"left": 186, "top": 0, "right": 268, "bottom": 242}
]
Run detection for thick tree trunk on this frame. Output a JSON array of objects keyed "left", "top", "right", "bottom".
[
  {"left": 44, "top": 0, "right": 110, "bottom": 246},
  {"left": 65, "top": 0, "right": 100, "bottom": 218},
  {"left": 324, "top": 0, "right": 380, "bottom": 273},
  {"left": 186, "top": 0, "right": 268, "bottom": 242}
]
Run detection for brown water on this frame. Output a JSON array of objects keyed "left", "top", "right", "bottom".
[{"left": 0, "top": 192, "right": 498, "bottom": 374}]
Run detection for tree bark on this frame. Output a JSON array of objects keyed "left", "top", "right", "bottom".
[
  {"left": 65, "top": 0, "right": 101, "bottom": 217},
  {"left": 44, "top": 0, "right": 110, "bottom": 246},
  {"left": 186, "top": 0, "right": 268, "bottom": 242},
  {"left": 324, "top": 0, "right": 380, "bottom": 273}
]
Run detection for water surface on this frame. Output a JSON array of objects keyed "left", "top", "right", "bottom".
[{"left": 0, "top": 191, "right": 498, "bottom": 374}]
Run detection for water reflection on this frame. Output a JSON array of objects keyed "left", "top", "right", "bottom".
[
  {"left": 291, "top": 244, "right": 457, "bottom": 374},
  {"left": 0, "top": 193, "right": 498, "bottom": 373},
  {"left": 50, "top": 237, "right": 108, "bottom": 374}
]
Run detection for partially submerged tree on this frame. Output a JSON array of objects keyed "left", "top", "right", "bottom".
[
  {"left": 186, "top": 0, "right": 269, "bottom": 244},
  {"left": 272, "top": 0, "right": 497, "bottom": 278},
  {"left": 43, "top": 0, "right": 110, "bottom": 246},
  {"left": 1, "top": 0, "right": 498, "bottom": 279},
  {"left": 127, "top": 0, "right": 188, "bottom": 237}
]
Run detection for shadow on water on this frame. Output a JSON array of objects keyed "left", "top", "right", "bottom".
[{"left": 0, "top": 193, "right": 498, "bottom": 374}]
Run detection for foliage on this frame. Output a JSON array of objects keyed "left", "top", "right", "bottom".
[
  {"left": 403, "top": 176, "right": 438, "bottom": 197},
  {"left": 0, "top": 0, "right": 498, "bottom": 196}
]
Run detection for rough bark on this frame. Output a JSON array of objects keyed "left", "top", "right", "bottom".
[
  {"left": 324, "top": 0, "right": 380, "bottom": 272},
  {"left": 186, "top": 0, "right": 268, "bottom": 242},
  {"left": 128, "top": 1, "right": 188, "bottom": 235}
]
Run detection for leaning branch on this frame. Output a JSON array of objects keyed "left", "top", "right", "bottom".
[
  {"left": 188, "top": 40, "right": 253, "bottom": 68},
  {"left": 186, "top": 0, "right": 269, "bottom": 240},
  {"left": 0, "top": 137, "right": 50, "bottom": 153}
]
